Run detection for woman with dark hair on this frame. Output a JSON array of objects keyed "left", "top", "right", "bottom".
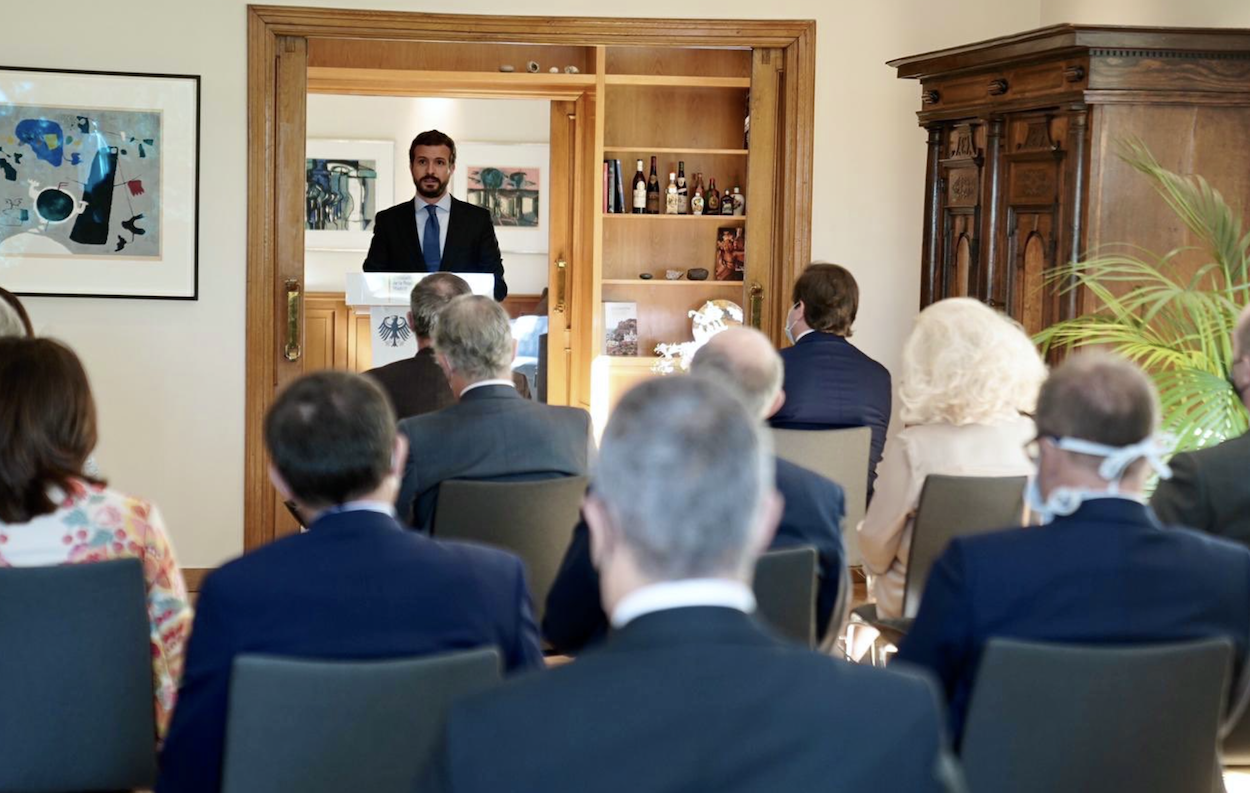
[
  {"left": 0, "top": 337, "right": 191, "bottom": 740},
  {"left": 0, "top": 286, "right": 33, "bottom": 337}
]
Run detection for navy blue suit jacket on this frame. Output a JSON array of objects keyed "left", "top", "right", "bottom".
[
  {"left": 363, "top": 197, "right": 507, "bottom": 300},
  {"left": 425, "top": 607, "right": 953, "bottom": 793},
  {"left": 542, "top": 457, "right": 846, "bottom": 654},
  {"left": 770, "top": 332, "right": 892, "bottom": 497},
  {"left": 157, "top": 509, "right": 543, "bottom": 793},
  {"left": 897, "top": 498, "right": 1250, "bottom": 742}
]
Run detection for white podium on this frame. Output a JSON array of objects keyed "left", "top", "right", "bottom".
[{"left": 345, "top": 272, "right": 494, "bottom": 368}]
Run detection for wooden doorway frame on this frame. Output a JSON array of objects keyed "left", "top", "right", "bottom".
[{"left": 245, "top": 5, "right": 816, "bottom": 551}]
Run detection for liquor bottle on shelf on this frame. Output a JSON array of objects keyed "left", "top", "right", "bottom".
[
  {"left": 631, "top": 159, "right": 646, "bottom": 214},
  {"left": 731, "top": 186, "right": 745, "bottom": 216},
  {"left": 690, "top": 174, "right": 705, "bottom": 216},
  {"left": 676, "top": 161, "right": 688, "bottom": 215},
  {"left": 721, "top": 185, "right": 735, "bottom": 215},
  {"left": 646, "top": 156, "right": 660, "bottom": 214},
  {"left": 665, "top": 172, "right": 680, "bottom": 214},
  {"left": 706, "top": 178, "right": 721, "bottom": 215}
]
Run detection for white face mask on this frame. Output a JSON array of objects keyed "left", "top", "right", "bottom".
[
  {"left": 784, "top": 303, "right": 801, "bottom": 345},
  {"left": 1026, "top": 434, "right": 1174, "bottom": 524}
]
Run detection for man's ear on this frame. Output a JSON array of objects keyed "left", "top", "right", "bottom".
[
  {"left": 390, "top": 433, "right": 409, "bottom": 478},
  {"left": 511, "top": 337, "right": 519, "bottom": 365},
  {"left": 766, "top": 389, "right": 786, "bottom": 421},
  {"left": 584, "top": 493, "right": 616, "bottom": 572},
  {"left": 268, "top": 463, "right": 294, "bottom": 502},
  {"left": 406, "top": 311, "right": 415, "bottom": 331},
  {"left": 749, "top": 488, "right": 784, "bottom": 559}
]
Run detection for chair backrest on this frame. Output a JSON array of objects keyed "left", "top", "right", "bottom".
[
  {"left": 770, "top": 426, "right": 871, "bottom": 565},
  {"left": 753, "top": 546, "right": 818, "bottom": 647},
  {"left": 903, "top": 474, "right": 1027, "bottom": 618},
  {"left": 0, "top": 559, "right": 156, "bottom": 792},
  {"left": 434, "top": 476, "right": 588, "bottom": 622},
  {"left": 221, "top": 648, "right": 502, "bottom": 793},
  {"left": 962, "top": 637, "right": 1231, "bottom": 793}
]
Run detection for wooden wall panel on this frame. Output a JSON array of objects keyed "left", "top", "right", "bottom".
[
  {"left": 605, "top": 47, "right": 751, "bottom": 78},
  {"left": 308, "top": 39, "right": 594, "bottom": 74},
  {"left": 604, "top": 85, "right": 750, "bottom": 150}
]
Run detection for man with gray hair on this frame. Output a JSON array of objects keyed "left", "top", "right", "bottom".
[
  {"left": 423, "top": 376, "right": 953, "bottom": 793},
  {"left": 1153, "top": 303, "right": 1250, "bottom": 547},
  {"left": 364, "top": 273, "right": 528, "bottom": 420},
  {"left": 544, "top": 326, "right": 847, "bottom": 652},
  {"left": 899, "top": 351, "right": 1250, "bottom": 742},
  {"left": 395, "top": 294, "right": 590, "bottom": 531}
]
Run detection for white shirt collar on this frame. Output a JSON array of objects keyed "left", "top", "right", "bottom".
[
  {"left": 416, "top": 192, "right": 452, "bottom": 216},
  {"left": 611, "top": 578, "right": 756, "bottom": 629},
  {"left": 319, "top": 500, "right": 397, "bottom": 518},
  {"left": 794, "top": 329, "right": 815, "bottom": 342},
  {"left": 459, "top": 378, "right": 516, "bottom": 397}
]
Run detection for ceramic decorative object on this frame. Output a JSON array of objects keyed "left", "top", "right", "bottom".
[
  {"left": 665, "top": 269, "right": 684, "bottom": 280},
  {"left": 687, "top": 268, "right": 709, "bottom": 281},
  {"left": 653, "top": 300, "right": 744, "bottom": 374},
  {"left": 549, "top": 67, "right": 560, "bottom": 74},
  {"left": 565, "top": 66, "right": 580, "bottom": 74},
  {"left": 526, "top": 61, "right": 541, "bottom": 73},
  {"left": 639, "top": 272, "right": 653, "bottom": 280},
  {"left": 499, "top": 64, "right": 516, "bottom": 73}
]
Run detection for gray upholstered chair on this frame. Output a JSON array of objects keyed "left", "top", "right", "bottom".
[
  {"left": 753, "top": 545, "right": 818, "bottom": 648},
  {"left": 434, "top": 476, "right": 589, "bottom": 623},
  {"left": 961, "top": 637, "right": 1232, "bottom": 793},
  {"left": 0, "top": 558, "right": 156, "bottom": 792},
  {"left": 221, "top": 648, "right": 502, "bottom": 793},
  {"left": 770, "top": 426, "right": 870, "bottom": 566}
]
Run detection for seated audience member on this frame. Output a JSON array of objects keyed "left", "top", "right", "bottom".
[
  {"left": 157, "top": 371, "right": 542, "bottom": 793},
  {"left": 1152, "top": 303, "right": 1250, "bottom": 546},
  {"left": 0, "top": 338, "right": 191, "bottom": 739},
  {"left": 769, "top": 262, "right": 892, "bottom": 496},
  {"left": 897, "top": 352, "right": 1250, "bottom": 743},
  {"left": 0, "top": 286, "right": 33, "bottom": 337},
  {"left": 364, "top": 273, "right": 528, "bottom": 419},
  {"left": 424, "top": 376, "right": 955, "bottom": 793},
  {"left": 544, "top": 327, "right": 847, "bottom": 652},
  {"left": 395, "top": 294, "right": 591, "bottom": 531},
  {"left": 859, "top": 298, "right": 1043, "bottom": 619}
]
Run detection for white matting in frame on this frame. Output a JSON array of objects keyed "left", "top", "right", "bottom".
[
  {"left": 304, "top": 138, "right": 395, "bottom": 252},
  {"left": 0, "top": 65, "right": 199, "bottom": 299},
  {"left": 452, "top": 141, "right": 549, "bottom": 255}
]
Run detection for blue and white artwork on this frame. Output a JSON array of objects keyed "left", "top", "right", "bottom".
[
  {"left": 0, "top": 104, "right": 162, "bottom": 257},
  {"left": 304, "top": 139, "right": 394, "bottom": 252}
]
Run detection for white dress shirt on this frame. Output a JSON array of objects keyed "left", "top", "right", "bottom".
[
  {"left": 459, "top": 378, "right": 517, "bottom": 398},
  {"left": 414, "top": 192, "right": 452, "bottom": 258},
  {"left": 611, "top": 578, "right": 757, "bottom": 629}
]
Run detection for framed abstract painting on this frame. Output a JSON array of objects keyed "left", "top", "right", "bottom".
[
  {"left": 0, "top": 65, "right": 200, "bottom": 299},
  {"left": 452, "top": 141, "right": 549, "bottom": 255},
  {"left": 304, "top": 138, "right": 394, "bottom": 252}
]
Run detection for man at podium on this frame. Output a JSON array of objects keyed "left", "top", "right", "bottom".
[{"left": 363, "top": 130, "right": 507, "bottom": 301}]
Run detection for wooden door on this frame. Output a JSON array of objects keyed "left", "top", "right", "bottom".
[{"left": 937, "top": 123, "right": 983, "bottom": 301}]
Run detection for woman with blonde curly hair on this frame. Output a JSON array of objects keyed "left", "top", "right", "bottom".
[{"left": 858, "top": 298, "right": 1046, "bottom": 619}]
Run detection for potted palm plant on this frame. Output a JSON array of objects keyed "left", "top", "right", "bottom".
[{"left": 1035, "top": 139, "right": 1250, "bottom": 453}]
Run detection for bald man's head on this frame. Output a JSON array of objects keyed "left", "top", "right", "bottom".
[{"left": 690, "top": 327, "right": 785, "bottom": 420}]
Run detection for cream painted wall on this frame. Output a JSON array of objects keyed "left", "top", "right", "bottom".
[
  {"left": 1041, "top": 0, "right": 1250, "bottom": 26},
  {"left": 6, "top": 0, "right": 1046, "bottom": 566},
  {"left": 305, "top": 95, "right": 551, "bottom": 295}
]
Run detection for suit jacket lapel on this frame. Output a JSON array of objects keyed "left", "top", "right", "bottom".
[
  {"left": 441, "top": 196, "right": 469, "bottom": 272},
  {"left": 400, "top": 199, "right": 425, "bottom": 270}
]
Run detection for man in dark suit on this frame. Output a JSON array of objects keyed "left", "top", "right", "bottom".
[
  {"left": 363, "top": 130, "right": 507, "bottom": 301},
  {"left": 1152, "top": 304, "right": 1250, "bottom": 547},
  {"left": 898, "top": 352, "right": 1250, "bottom": 743},
  {"left": 544, "top": 327, "right": 846, "bottom": 652},
  {"left": 157, "top": 371, "right": 542, "bottom": 793},
  {"left": 364, "top": 273, "right": 528, "bottom": 420},
  {"left": 770, "top": 262, "right": 892, "bottom": 497},
  {"left": 423, "top": 375, "right": 957, "bottom": 793},
  {"left": 396, "top": 294, "right": 591, "bottom": 531}
]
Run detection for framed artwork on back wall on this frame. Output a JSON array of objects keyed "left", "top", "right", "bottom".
[
  {"left": 0, "top": 65, "right": 200, "bottom": 299},
  {"left": 304, "top": 138, "right": 395, "bottom": 252},
  {"left": 452, "top": 141, "right": 549, "bottom": 255}
]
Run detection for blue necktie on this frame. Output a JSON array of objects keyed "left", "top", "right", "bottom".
[{"left": 422, "top": 204, "right": 441, "bottom": 271}]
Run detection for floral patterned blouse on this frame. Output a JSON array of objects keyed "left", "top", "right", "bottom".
[{"left": 0, "top": 478, "right": 193, "bottom": 740}]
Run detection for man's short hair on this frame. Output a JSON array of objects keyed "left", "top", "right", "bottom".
[
  {"left": 689, "top": 328, "right": 782, "bottom": 421},
  {"left": 792, "top": 262, "right": 859, "bottom": 337},
  {"left": 432, "top": 295, "right": 513, "bottom": 382},
  {"left": 410, "top": 273, "right": 471, "bottom": 339},
  {"left": 264, "top": 371, "right": 395, "bottom": 508},
  {"left": 595, "top": 376, "right": 773, "bottom": 580},
  {"left": 1035, "top": 351, "right": 1158, "bottom": 448},
  {"left": 408, "top": 130, "right": 457, "bottom": 166}
]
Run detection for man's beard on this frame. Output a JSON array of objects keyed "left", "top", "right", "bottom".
[{"left": 416, "top": 176, "right": 447, "bottom": 199}]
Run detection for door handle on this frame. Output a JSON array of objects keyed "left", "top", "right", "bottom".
[
  {"left": 748, "top": 281, "right": 764, "bottom": 330},
  {"left": 554, "top": 258, "right": 568, "bottom": 313},
  {"left": 284, "top": 279, "right": 301, "bottom": 362}
]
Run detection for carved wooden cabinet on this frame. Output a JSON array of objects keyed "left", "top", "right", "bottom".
[{"left": 891, "top": 25, "right": 1250, "bottom": 334}]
